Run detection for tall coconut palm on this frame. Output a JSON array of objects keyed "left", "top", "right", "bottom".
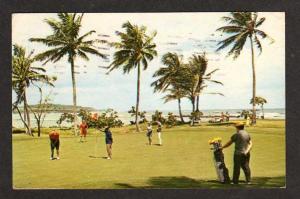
[
  {"left": 12, "top": 44, "right": 54, "bottom": 136},
  {"left": 29, "top": 13, "right": 107, "bottom": 135},
  {"left": 250, "top": 96, "right": 267, "bottom": 119},
  {"left": 216, "top": 12, "right": 274, "bottom": 125},
  {"left": 109, "top": 21, "right": 157, "bottom": 132}
]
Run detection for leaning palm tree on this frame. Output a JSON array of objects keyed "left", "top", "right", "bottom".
[
  {"left": 12, "top": 44, "right": 54, "bottom": 136},
  {"left": 250, "top": 96, "right": 267, "bottom": 119},
  {"left": 151, "top": 52, "right": 184, "bottom": 92},
  {"left": 162, "top": 85, "right": 188, "bottom": 123},
  {"left": 216, "top": 12, "right": 274, "bottom": 125},
  {"left": 188, "top": 53, "right": 223, "bottom": 112},
  {"left": 109, "top": 21, "right": 157, "bottom": 132},
  {"left": 29, "top": 13, "right": 107, "bottom": 135},
  {"left": 151, "top": 52, "right": 186, "bottom": 122}
]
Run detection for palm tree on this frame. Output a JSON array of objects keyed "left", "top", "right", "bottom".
[
  {"left": 187, "top": 53, "right": 223, "bottom": 112},
  {"left": 151, "top": 52, "right": 183, "bottom": 92},
  {"left": 216, "top": 12, "right": 274, "bottom": 125},
  {"left": 162, "top": 86, "right": 188, "bottom": 123},
  {"left": 29, "top": 13, "right": 107, "bottom": 135},
  {"left": 250, "top": 96, "right": 267, "bottom": 119},
  {"left": 109, "top": 21, "right": 157, "bottom": 132},
  {"left": 12, "top": 44, "right": 54, "bottom": 136},
  {"left": 151, "top": 52, "right": 186, "bottom": 122}
]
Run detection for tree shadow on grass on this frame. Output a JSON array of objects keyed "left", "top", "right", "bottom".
[{"left": 115, "top": 176, "right": 285, "bottom": 189}]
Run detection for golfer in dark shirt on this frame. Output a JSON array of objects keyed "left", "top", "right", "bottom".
[
  {"left": 222, "top": 122, "right": 252, "bottom": 184},
  {"left": 103, "top": 126, "right": 113, "bottom": 160}
]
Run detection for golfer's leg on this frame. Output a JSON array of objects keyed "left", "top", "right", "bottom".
[
  {"left": 50, "top": 141, "right": 54, "bottom": 159},
  {"left": 106, "top": 144, "right": 111, "bottom": 158},
  {"left": 56, "top": 141, "right": 60, "bottom": 158},
  {"left": 233, "top": 154, "right": 241, "bottom": 184},
  {"left": 109, "top": 144, "right": 112, "bottom": 157},
  {"left": 158, "top": 133, "right": 162, "bottom": 145},
  {"left": 241, "top": 153, "right": 251, "bottom": 182}
]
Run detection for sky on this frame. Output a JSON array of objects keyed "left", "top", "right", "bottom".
[{"left": 12, "top": 12, "right": 285, "bottom": 112}]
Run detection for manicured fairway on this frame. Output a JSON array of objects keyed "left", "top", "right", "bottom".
[{"left": 13, "top": 120, "right": 285, "bottom": 189}]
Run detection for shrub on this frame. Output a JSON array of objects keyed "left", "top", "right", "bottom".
[
  {"left": 128, "top": 106, "right": 147, "bottom": 124},
  {"left": 166, "top": 112, "right": 177, "bottom": 127},
  {"left": 78, "top": 108, "right": 123, "bottom": 128},
  {"left": 151, "top": 110, "right": 166, "bottom": 124}
]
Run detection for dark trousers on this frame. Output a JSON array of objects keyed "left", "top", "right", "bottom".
[
  {"left": 50, "top": 139, "right": 59, "bottom": 158},
  {"left": 233, "top": 153, "right": 251, "bottom": 184}
]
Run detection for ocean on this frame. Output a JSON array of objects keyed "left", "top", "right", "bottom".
[{"left": 12, "top": 108, "right": 285, "bottom": 128}]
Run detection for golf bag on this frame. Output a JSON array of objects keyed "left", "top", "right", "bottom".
[{"left": 209, "top": 139, "right": 231, "bottom": 184}]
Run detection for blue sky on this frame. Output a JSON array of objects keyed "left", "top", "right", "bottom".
[{"left": 12, "top": 12, "right": 285, "bottom": 112}]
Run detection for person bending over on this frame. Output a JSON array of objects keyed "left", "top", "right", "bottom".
[{"left": 49, "top": 130, "right": 60, "bottom": 160}]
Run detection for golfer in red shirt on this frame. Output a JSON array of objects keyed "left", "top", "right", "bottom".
[
  {"left": 79, "top": 120, "right": 88, "bottom": 142},
  {"left": 49, "top": 130, "right": 60, "bottom": 160}
]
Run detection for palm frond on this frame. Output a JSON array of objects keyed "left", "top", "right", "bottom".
[
  {"left": 255, "top": 17, "right": 265, "bottom": 27},
  {"left": 216, "top": 33, "right": 241, "bottom": 52},
  {"left": 79, "top": 46, "right": 107, "bottom": 59},
  {"left": 253, "top": 35, "right": 262, "bottom": 55}
]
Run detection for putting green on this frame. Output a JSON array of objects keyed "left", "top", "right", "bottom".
[{"left": 12, "top": 120, "right": 285, "bottom": 189}]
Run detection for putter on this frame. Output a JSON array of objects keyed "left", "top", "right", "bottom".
[{"left": 94, "top": 135, "right": 98, "bottom": 157}]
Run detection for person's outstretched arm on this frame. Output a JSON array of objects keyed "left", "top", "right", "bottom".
[{"left": 222, "top": 140, "right": 233, "bottom": 149}]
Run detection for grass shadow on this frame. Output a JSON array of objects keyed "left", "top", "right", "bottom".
[
  {"left": 88, "top": 155, "right": 102, "bottom": 159},
  {"left": 115, "top": 176, "right": 285, "bottom": 189}
]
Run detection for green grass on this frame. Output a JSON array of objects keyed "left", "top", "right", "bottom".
[{"left": 12, "top": 120, "right": 285, "bottom": 189}]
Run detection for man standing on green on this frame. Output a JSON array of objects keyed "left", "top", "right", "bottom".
[{"left": 222, "top": 122, "right": 253, "bottom": 184}]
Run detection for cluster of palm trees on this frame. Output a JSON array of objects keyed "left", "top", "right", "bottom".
[
  {"left": 151, "top": 52, "right": 223, "bottom": 123},
  {"left": 12, "top": 12, "right": 273, "bottom": 135}
]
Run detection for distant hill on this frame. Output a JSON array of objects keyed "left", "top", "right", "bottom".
[{"left": 14, "top": 104, "right": 98, "bottom": 113}]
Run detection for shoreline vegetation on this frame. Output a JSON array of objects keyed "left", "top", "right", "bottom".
[{"left": 12, "top": 103, "right": 97, "bottom": 113}]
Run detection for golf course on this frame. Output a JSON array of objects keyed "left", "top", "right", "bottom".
[{"left": 13, "top": 119, "right": 285, "bottom": 189}]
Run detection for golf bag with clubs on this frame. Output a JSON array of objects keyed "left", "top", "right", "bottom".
[{"left": 209, "top": 138, "right": 231, "bottom": 184}]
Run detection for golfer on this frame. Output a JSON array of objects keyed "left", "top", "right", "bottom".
[
  {"left": 157, "top": 121, "right": 162, "bottom": 146},
  {"left": 146, "top": 122, "right": 153, "bottom": 145},
  {"left": 49, "top": 130, "right": 60, "bottom": 160},
  {"left": 222, "top": 122, "right": 252, "bottom": 184},
  {"left": 79, "top": 120, "right": 88, "bottom": 142},
  {"left": 103, "top": 126, "right": 113, "bottom": 160}
]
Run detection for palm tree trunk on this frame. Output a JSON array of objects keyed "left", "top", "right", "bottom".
[
  {"left": 178, "top": 98, "right": 184, "bottom": 123},
  {"left": 135, "top": 64, "right": 141, "bottom": 132},
  {"left": 23, "top": 103, "right": 26, "bottom": 128},
  {"left": 250, "top": 36, "right": 256, "bottom": 125},
  {"left": 192, "top": 97, "right": 196, "bottom": 112},
  {"left": 37, "top": 120, "right": 41, "bottom": 137},
  {"left": 24, "top": 88, "right": 32, "bottom": 136},
  {"left": 70, "top": 57, "right": 78, "bottom": 135},
  {"left": 196, "top": 96, "right": 199, "bottom": 111},
  {"left": 262, "top": 104, "right": 265, "bottom": 119}
]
